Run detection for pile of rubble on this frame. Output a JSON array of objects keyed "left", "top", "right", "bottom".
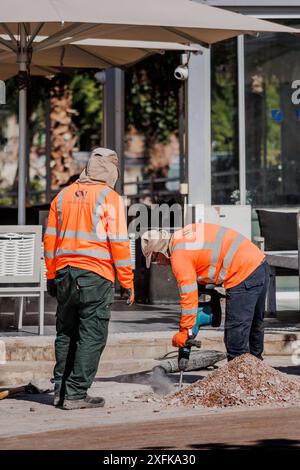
[{"left": 167, "top": 354, "right": 300, "bottom": 408}]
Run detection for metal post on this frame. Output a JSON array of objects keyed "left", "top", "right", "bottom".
[
  {"left": 238, "top": 35, "right": 246, "bottom": 205},
  {"left": 45, "top": 97, "right": 52, "bottom": 202},
  {"left": 26, "top": 119, "right": 30, "bottom": 202},
  {"left": 18, "top": 24, "right": 28, "bottom": 224},
  {"left": 178, "top": 84, "right": 186, "bottom": 186},
  {"left": 186, "top": 47, "right": 211, "bottom": 207},
  {"left": 297, "top": 212, "right": 300, "bottom": 311},
  {"left": 103, "top": 68, "right": 125, "bottom": 194}
]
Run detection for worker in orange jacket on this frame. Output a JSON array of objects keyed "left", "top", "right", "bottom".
[
  {"left": 44, "top": 148, "right": 134, "bottom": 409},
  {"left": 141, "top": 223, "right": 269, "bottom": 361}
]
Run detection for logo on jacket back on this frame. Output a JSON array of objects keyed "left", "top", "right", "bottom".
[{"left": 75, "top": 190, "right": 88, "bottom": 199}]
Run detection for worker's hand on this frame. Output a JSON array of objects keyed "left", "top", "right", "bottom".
[
  {"left": 172, "top": 329, "right": 189, "bottom": 348},
  {"left": 120, "top": 286, "right": 135, "bottom": 306},
  {"left": 47, "top": 279, "right": 57, "bottom": 298}
]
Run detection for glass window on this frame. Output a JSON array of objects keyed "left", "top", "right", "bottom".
[
  {"left": 211, "top": 38, "right": 239, "bottom": 204},
  {"left": 245, "top": 21, "right": 300, "bottom": 206}
]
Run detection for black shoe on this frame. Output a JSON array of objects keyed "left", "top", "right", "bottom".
[{"left": 62, "top": 395, "right": 105, "bottom": 410}]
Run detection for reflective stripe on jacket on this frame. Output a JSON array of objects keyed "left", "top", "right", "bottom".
[
  {"left": 44, "top": 182, "right": 134, "bottom": 289},
  {"left": 170, "top": 223, "right": 265, "bottom": 331}
]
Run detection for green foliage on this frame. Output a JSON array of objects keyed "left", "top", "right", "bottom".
[
  {"left": 0, "top": 193, "right": 13, "bottom": 206},
  {"left": 3, "top": 76, "right": 49, "bottom": 156},
  {"left": 230, "top": 189, "right": 253, "bottom": 205},
  {"left": 4, "top": 76, "right": 48, "bottom": 118},
  {"left": 3, "top": 72, "right": 103, "bottom": 150},
  {"left": 211, "top": 75, "right": 236, "bottom": 152},
  {"left": 29, "top": 178, "right": 44, "bottom": 205},
  {"left": 3, "top": 60, "right": 180, "bottom": 153},
  {"left": 211, "top": 40, "right": 238, "bottom": 154},
  {"left": 265, "top": 75, "right": 281, "bottom": 164},
  {"left": 70, "top": 71, "right": 103, "bottom": 148},
  {"left": 126, "top": 52, "right": 182, "bottom": 145}
]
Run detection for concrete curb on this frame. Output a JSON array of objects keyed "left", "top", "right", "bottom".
[
  {"left": 199, "top": 330, "right": 300, "bottom": 356},
  {"left": 0, "top": 332, "right": 177, "bottom": 362},
  {"left": 1, "top": 329, "right": 300, "bottom": 360},
  {"left": 1, "top": 330, "right": 300, "bottom": 386},
  {"left": 0, "top": 333, "right": 175, "bottom": 386}
]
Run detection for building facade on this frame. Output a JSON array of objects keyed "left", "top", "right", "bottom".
[{"left": 189, "top": 1, "right": 300, "bottom": 208}]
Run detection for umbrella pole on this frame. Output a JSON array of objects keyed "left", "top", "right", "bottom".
[
  {"left": 45, "top": 96, "right": 51, "bottom": 203},
  {"left": 18, "top": 24, "right": 27, "bottom": 225}
]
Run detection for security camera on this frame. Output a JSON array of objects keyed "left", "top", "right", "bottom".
[
  {"left": 174, "top": 53, "right": 189, "bottom": 81},
  {"left": 174, "top": 65, "right": 188, "bottom": 81},
  {"left": 94, "top": 70, "right": 106, "bottom": 84}
]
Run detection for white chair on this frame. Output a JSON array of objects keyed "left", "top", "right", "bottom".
[{"left": 0, "top": 225, "right": 45, "bottom": 335}]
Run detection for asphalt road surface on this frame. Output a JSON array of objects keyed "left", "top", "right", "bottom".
[{"left": 1, "top": 406, "right": 300, "bottom": 450}]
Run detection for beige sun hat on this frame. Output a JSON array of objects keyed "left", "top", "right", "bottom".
[
  {"left": 79, "top": 147, "right": 119, "bottom": 188},
  {"left": 141, "top": 229, "right": 171, "bottom": 268}
]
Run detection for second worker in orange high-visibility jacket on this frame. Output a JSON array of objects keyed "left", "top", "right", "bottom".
[
  {"left": 141, "top": 224, "right": 269, "bottom": 361},
  {"left": 45, "top": 178, "right": 133, "bottom": 289},
  {"left": 44, "top": 148, "right": 134, "bottom": 409}
]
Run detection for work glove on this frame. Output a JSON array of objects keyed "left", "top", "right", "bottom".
[
  {"left": 47, "top": 279, "right": 57, "bottom": 298},
  {"left": 120, "top": 286, "right": 135, "bottom": 306},
  {"left": 172, "top": 329, "right": 189, "bottom": 348}
]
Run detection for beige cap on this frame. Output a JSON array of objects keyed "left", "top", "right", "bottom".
[{"left": 141, "top": 229, "right": 171, "bottom": 268}]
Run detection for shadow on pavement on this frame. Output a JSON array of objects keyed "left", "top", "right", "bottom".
[
  {"left": 2, "top": 392, "right": 54, "bottom": 406},
  {"left": 275, "top": 365, "right": 300, "bottom": 376},
  {"left": 110, "top": 314, "right": 179, "bottom": 326},
  {"left": 141, "top": 445, "right": 175, "bottom": 450},
  {"left": 188, "top": 438, "right": 300, "bottom": 450},
  {"left": 112, "top": 301, "right": 179, "bottom": 313},
  {"left": 96, "top": 371, "right": 202, "bottom": 395}
]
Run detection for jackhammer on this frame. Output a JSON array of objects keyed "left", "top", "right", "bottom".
[{"left": 178, "top": 287, "right": 225, "bottom": 388}]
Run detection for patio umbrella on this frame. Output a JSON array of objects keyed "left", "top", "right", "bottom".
[
  {"left": 0, "top": 63, "right": 60, "bottom": 80},
  {"left": 0, "top": 39, "right": 201, "bottom": 79},
  {"left": 0, "top": 0, "right": 299, "bottom": 223},
  {"left": 0, "top": 38, "right": 199, "bottom": 222}
]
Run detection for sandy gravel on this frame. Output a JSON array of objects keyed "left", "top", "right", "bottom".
[{"left": 167, "top": 354, "right": 300, "bottom": 408}]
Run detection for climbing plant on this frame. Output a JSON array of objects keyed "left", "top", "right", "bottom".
[{"left": 125, "top": 52, "right": 182, "bottom": 148}]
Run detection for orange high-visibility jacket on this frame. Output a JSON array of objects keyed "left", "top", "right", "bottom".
[
  {"left": 44, "top": 182, "right": 134, "bottom": 289},
  {"left": 170, "top": 223, "right": 265, "bottom": 333}
]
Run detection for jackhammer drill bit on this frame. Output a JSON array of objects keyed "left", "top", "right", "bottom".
[
  {"left": 179, "top": 370, "right": 184, "bottom": 389},
  {"left": 178, "top": 338, "right": 202, "bottom": 389},
  {"left": 176, "top": 286, "right": 224, "bottom": 388}
]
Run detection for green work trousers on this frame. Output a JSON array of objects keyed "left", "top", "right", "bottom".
[{"left": 53, "top": 266, "right": 114, "bottom": 400}]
